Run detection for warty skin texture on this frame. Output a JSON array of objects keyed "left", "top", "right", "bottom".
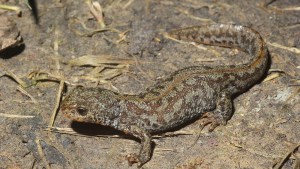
[{"left": 61, "top": 24, "right": 269, "bottom": 167}]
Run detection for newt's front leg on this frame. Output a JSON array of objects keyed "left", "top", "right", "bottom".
[{"left": 124, "top": 125, "right": 152, "bottom": 167}]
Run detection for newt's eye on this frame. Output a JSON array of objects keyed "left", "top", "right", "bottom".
[{"left": 77, "top": 107, "right": 87, "bottom": 116}]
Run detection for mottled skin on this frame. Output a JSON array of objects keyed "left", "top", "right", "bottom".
[{"left": 61, "top": 24, "right": 269, "bottom": 167}]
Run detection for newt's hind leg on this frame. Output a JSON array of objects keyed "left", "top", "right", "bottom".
[
  {"left": 191, "top": 91, "right": 233, "bottom": 147},
  {"left": 199, "top": 90, "right": 233, "bottom": 131}
]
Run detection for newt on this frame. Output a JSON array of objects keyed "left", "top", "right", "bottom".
[{"left": 61, "top": 24, "right": 269, "bottom": 167}]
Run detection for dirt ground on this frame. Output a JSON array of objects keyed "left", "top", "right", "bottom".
[{"left": 0, "top": 0, "right": 299, "bottom": 169}]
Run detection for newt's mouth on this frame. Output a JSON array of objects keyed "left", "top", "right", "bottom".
[{"left": 61, "top": 104, "right": 79, "bottom": 120}]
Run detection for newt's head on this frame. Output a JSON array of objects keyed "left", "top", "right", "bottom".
[{"left": 61, "top": 87, "right": 121, "bottom": 127}]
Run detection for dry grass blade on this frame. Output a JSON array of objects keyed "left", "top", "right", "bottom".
[
  {"left": 153, "top": 130, "right": 195, "bottom": 138},
  {"left": 280, "top": 6, "right": 300, "bottom": 11},
  {"left": 48, "top": 80, "right": 65, "bottom": 128},
  {"left": 28, "top": 71, "right": 76, "bottom": 86},
  {"left": 67, "top": 55, "right": 132, "bottom": 84},
  {"left": 293, "top": 153, "right": 300, "bottom": 169},
  {"left": 17, "top": 86, "right": 37, "bottom": 103},
  {"left": 86, "top": 66, "right": 128, "bottom": 79},
  {"left": 123, "top": 0, "right": 135, "bottom": 9},
  {"left": 47, "top": 126, "right": 194, "bottom": 139},
  {"left": 67, "top": 55, "right": 135, "bottom": 67},
  {"left": 0, "top": 62, "right": 30, "bottom": 87},
  {"left": 28, "top": 71, "right": 62, "bottom": 83},
  {"left": 0, "top": 113, "right": 35, "bottom": 118},
  {"left": 0, "top": 4, "right": 21, "bottom": 16},
  {"left": 273, "top": 143, "right": 300, "bottom": 169},
  {"left": 267, "top": 41, "right": 300, "bottom": 54},
  {"left": 45, "top": 127, "right": 77, "bottom": 134},
  {"left": 45, "top": 126, "right": 121, "bottom": 138},
  {"left": 267, "top": 6, "right": 300, "bottom": 12},
  {"left": 116, "top": 30, "right": 129, "bottom": 44},
  {"left": 35, "top": 138, "right": 51, "bottom": 169},
  {"left": 85, "top": 0, "right": 105, "bottom": 28},
  {"left": 87, "top": 66, "right": 105, "bottom": 75},
  {"left": 81, "top": 66, "right": 129, "bottom": 85},
  {"left": 263, "top": 72, "right": 281, "bottom": 82},
  {"left": 68, "top": 18, "right": 120, "bottom": 37}
]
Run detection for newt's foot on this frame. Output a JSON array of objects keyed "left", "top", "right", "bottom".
[
  {"left": 198, "top": 112, "right": 226, "bottom": 132},
  {"left": 126, "top": 153, "right": 147, "bottom": 168},
  {"left": 190, "top": 112, "right": 227, "bottom": 148},
  {"left": 126, "top": 153, "right": 139, "bottom": 166},
  {"left": 124, "top": 126, "right": 152, "bottom": 168}
]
